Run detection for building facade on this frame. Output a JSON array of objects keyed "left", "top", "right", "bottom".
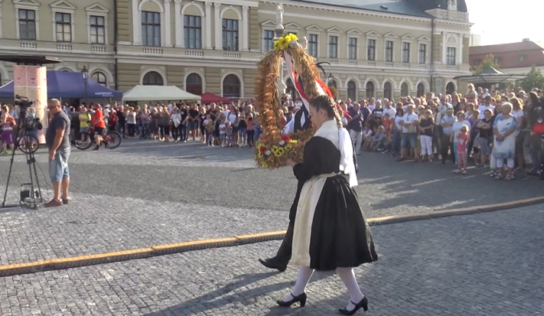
[
  {"left": 470, "top": 40, "right": 544, "bottom": 75},
  {"left": 0, "top": 0, "right": 472, "bottom": 100}
]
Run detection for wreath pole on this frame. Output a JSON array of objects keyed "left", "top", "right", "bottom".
[{"left": 274, "top": 3, "right": 286, "bottom": 97}]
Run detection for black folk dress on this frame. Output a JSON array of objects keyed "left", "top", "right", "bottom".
[{"left": 292, "top": 136, "right": 378, "bottom": 271}]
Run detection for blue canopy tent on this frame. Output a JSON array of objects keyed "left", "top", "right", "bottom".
[{"left": 0, "top": 70, "right": 122, "bottom": 98}]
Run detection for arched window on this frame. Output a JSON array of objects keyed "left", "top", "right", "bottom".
[
  {"left": 401, "top": 82, "right": 409, "bottom": 97},
  {"left": 347, "top": 80, "right": 357, "bottom": 101},
  {"left": 143, "top": 71, "right": 164, "bottom": 85},
  {"left": 92, "top": 72, "right": 107, "bottom": 87},
  {"left": 222, "top": 74, "right": 241, "bottom": 98},
  {"left": 365, "top": 81, "right": 375, "bottom": 98},
  {"left": 446, "top": 82, "right": 456, "bottom": 95},
  {"left": 185, "top": 73, "right": 202, "bottom": 95},
  {"left": 384, "top": 82, "right": 392, "bottom": 100},
  {"left": 285, "top": 78, "right": 296, "bottom": 100},
  {"left": 417, "top": 83, "right": 425, "bottom": 97}
]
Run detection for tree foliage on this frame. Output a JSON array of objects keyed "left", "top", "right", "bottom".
[
  {"left": 520, "top": 66, "right": 544, "bottom": 92},
  {"left": 472, "top": 54, "right": 500, "bottom": 74}
]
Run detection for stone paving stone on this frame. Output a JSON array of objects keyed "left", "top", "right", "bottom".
[
  {"left": 1, "top": 205, "right": 543, "bottom": 315},
  {"left": 0, "top": 139, "right": 543, "bottom": 267}
]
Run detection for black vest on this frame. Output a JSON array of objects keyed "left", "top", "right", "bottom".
[{"left": 294, "top": 107, "right": 311, "bottom": 132}]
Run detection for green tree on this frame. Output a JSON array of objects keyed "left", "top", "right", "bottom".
[
  {"left": 520, "top": 66, "right": 544, "bottom": 92},
  {"left": 472, "top": 54, "right": 500, "bottom": 74}
]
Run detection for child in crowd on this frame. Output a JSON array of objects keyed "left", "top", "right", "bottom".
[
  {"left": 455, "top": 125, "right": 469, "bottom": 174},
  {"left": 246, "top": 114, "right": 255, "bottom": 147},
  {"left": 370, "top": 125, "right": 386, "bottom": 152},
  {"left": 382, "top": 113, "right": 392, "bottom": 135},
  {"left": 204, "top": 114, "right": 214, "bottom": 146},
  {"left": 219, "top": 119, "right": 227, "bottom": 147},
  {"left": 225, "top": 121, "right": 233, "bottom": 147},
  {"left": 361, "top": 124, "right": 374, "bottom": 151}
]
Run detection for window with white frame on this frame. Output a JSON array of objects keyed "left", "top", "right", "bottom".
[
  {"left": 55, "top": 12, "right": 72, "bottom": 42},
  {"left": 402, "top": 42, "right": 410, "bottom": 63},
  {"left": 367, "top": 39, "right": 376, "bottom": 61},
  {"left": 348, "top": 37, "right": 357, "bottom": 60},
  {"left": 19, "top": 9, "right": 36, "bottom": 40},
  {"left": 90, "top": 15, "right": 105, "bottom": 44},
  {"left": 308, "top": 34, "right": 318, "bottom": 57},
  {"left": 328, "top": 36, "right": 338, "bottom": 58},
  {"left": 141, "top": 11, "right": 161, "bottom": 47},
  {"left": 263, "top": 30, "right": 274, "bottom": 52},
  {"left": 419, "top": 43, "right": 427, "bottom": 64},
  {"left": 447, "top": 47, "right": 456, "bottom": 65},
  {"left": 184, "top": 15, "right": 202, "bottom": 49},
  {"left": 222, "top": 19, "right": 238, "bottom": 51},
  {"left": 385, "top": 40, "right": 394, "bottom": 62}
]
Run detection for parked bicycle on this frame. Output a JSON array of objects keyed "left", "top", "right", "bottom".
[
  {"left": 17, "top": 134, "right": 40, "bottom": 154},
  {"left": 75, "top": 126, "right": 122, "bottom": 150}
]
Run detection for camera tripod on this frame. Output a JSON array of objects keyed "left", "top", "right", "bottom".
[{"left": 1, "top": 106, "right": 44, "bottom": 210}]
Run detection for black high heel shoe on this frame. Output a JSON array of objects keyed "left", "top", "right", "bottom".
[
  {"left": 338, "top": 296, "right": 368, "bottom": 315},
  {"left": 276, "top": 292, "right": 307, "bottom": 308}
]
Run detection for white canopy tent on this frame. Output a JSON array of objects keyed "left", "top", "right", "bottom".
[{"left": 122, "top": 85, "right": 201, "bottom": 101}]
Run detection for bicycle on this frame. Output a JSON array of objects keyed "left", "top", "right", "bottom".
[
  {"left": 75, "top": 126, "right": 122, "bottom": 150},
  {"left": 17, "top": 134, "right": 39, "bottom": 154}
]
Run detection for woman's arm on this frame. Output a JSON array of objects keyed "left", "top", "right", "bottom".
[{"left": 290, "top": 138, "right": 318, "bottom": 182}]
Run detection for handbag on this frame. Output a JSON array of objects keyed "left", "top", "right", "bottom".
[{"left": 533, "top": 122, "right": 544, "bottom": 134}]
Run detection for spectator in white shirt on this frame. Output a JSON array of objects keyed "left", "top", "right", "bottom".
[
  {"left": 398, "top": 104, "right": 419, "bottom": 161},
  {"left": 477, "top": 96, "right": 494, "bottom": 119}
]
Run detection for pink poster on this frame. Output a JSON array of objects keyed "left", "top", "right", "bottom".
[
  {"left": 13, "top": 66, "right": 27, "bottom": 86},
  {"left": 13, "top": 65, "right": 48, "bottom": 143}
]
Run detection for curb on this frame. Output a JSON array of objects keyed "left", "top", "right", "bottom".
[{"left": 1, "top": 197, "right": 543, "bottom": 277}]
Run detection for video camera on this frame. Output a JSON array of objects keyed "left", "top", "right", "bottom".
[
  {"left": 14, "top": 95, "right": 42, "bottom": 131},
  {"left": 14, "top": 94, "right": 33, "bottom": 109}
]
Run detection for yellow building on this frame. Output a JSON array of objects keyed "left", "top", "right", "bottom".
[{"left": 0, "top": 0, "right": 472, "bottom": 100}]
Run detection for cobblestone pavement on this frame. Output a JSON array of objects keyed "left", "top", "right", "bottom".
[
  {"left": 0, "top": 139, "right": 543, "bottom": 266},
  {"left": 0, "top": 205, "right": 542, "bottom": 316}
]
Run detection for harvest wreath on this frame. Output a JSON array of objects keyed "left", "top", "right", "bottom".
[{"left": 254, "top": 33, "right": 332, "bottom": 169}]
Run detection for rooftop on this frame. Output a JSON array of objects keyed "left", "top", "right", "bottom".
[
  {"left": 290, "top": 0, "right": 468, "bottom": 17},
  {"left": 470, "top": 41, "right": 544, "bottom": 54}
]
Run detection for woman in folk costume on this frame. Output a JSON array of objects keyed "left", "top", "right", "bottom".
[{"left": 277, "top": 95, "right": 378, "bottom": 315}]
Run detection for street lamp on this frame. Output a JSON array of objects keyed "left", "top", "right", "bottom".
[{"left": 81, "top": 66, "right": 89, "bottom": 105}]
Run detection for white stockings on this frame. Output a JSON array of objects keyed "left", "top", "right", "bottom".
[
  {"left": 283, "top": 266, "right": 314, "bottom": 301},
  {"left": 283, "top": 266, "right": 364, "bottom": 310},
  {"left": 336, "top": 267, "right": 365, "bottom": 310}
]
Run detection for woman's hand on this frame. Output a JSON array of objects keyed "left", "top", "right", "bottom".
[{"left": 285, "top": 159, "right": 296, "bottom": 167}]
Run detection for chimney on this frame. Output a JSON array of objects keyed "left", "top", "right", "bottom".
[{"left": 522, "top": 38, "right": 531, "bottom": 42}]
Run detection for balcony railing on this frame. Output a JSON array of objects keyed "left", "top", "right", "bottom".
[
  {"left": 0, "top": 39, "right": 114, "bottom": 54},
  {"left": 223, "top": 52, "right": 241, "bottom": 59},
  {"left": 185, "top": 49, "right": 204, "bottom": 57},
  {"left": 57, "top": 44, "right": 72, "bottom": 51},
  {"left": 142, "top": 47, "right": 163, "bottom": 54},
  {"left": 20, "top": 41, "right": 37, "bottom": 49},
  {"left": 91, "top": 45, "right": 106, "bottom": 53}
]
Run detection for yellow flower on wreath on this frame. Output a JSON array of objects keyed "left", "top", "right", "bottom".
[
  {"left": 274, "top": 33, "right": 298, "bottom": 51},
  {"left": 271, "top": 145, "right": 285, "bottom": 157}
]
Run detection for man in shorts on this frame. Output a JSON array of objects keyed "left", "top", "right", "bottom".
[{"left": 45, "top": 99, "right": 71, "bottom": 208}]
